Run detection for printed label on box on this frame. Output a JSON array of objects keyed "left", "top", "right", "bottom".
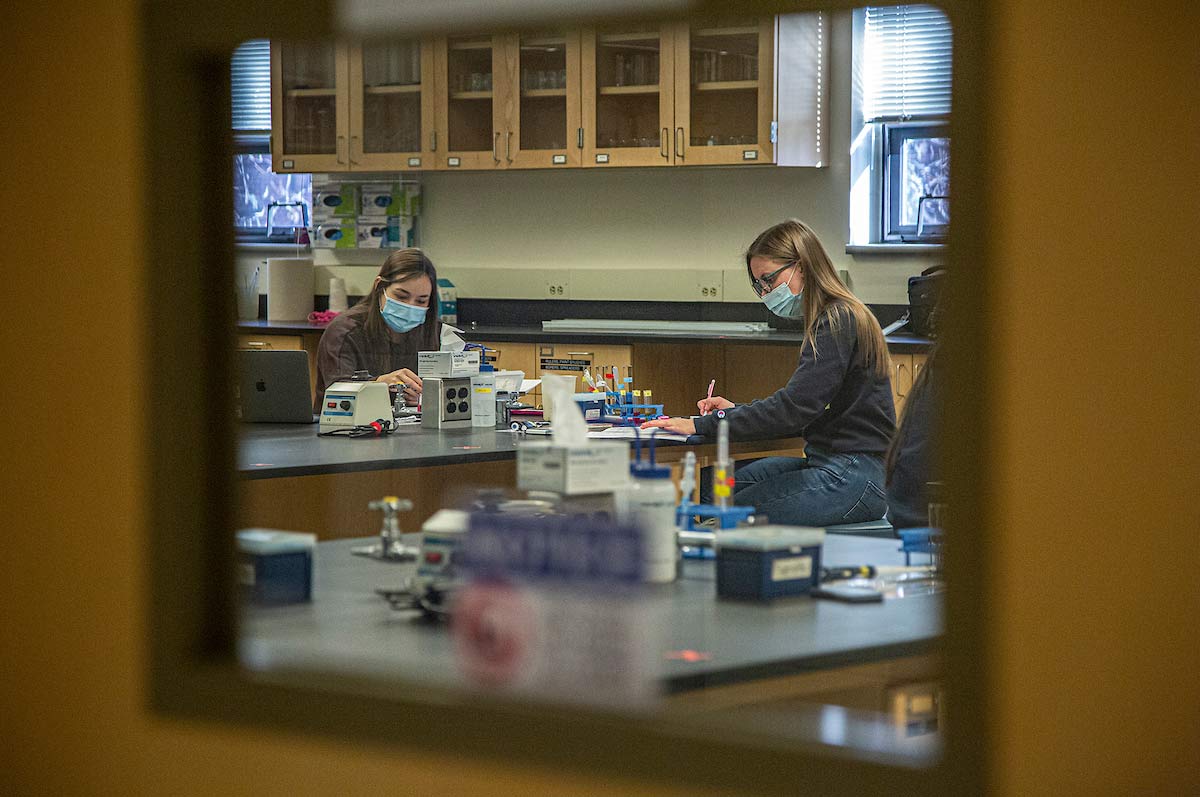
[{"left": 771, "top": 555, "right": 813, "bottom": 582}]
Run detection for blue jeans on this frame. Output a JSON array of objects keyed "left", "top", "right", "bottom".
[{"left": 731, "top": 447, "right": 888, "bottom": 526}]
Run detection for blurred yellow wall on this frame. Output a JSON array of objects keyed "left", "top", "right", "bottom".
[{"left": 1, "top": 1, "right": 1196, "bottom": 795}]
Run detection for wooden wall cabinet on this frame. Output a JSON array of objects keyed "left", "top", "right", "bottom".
[
  {"left": 271, "top": 13, "right": 824, "bottom": 173},
  {"left": 272, "top": 39, "right": 437, "bottom": 173}
]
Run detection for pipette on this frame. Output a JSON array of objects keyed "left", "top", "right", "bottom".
[
  {"left": 714, "top": 418, "right": 734, "bottom": 508},
  {"left": 679, "top": 450, "right": 697, "bottom": 508}
]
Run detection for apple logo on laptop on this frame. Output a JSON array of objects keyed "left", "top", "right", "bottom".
[{"left": 256, "top": 380, "right": 267, "bottom": 392}]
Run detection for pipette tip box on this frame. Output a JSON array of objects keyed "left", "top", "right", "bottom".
[
  {"left": 236, "top": 529, "right": 316, "bottom": 605},
  {"left": 715, "top": 526, "right": 825, "bottom": 601}
]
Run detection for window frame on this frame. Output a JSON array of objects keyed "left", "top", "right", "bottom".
[
  {"left": 145, "top": 1, "right": 990, "bottom": 793},
  {"left": 882, "top": 120, "right": 950, "bottom": 243}
]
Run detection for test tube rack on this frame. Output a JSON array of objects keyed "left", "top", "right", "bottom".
[{"left": 600, "top": 370, "right": 663, "bottom": 424}]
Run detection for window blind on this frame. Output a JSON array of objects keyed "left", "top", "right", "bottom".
[
  {"left": 863, "top": 5, "right": 952, "bottom": 121},
  {"left": 231, "top": 39, "right": 272, "bottom": 131}
]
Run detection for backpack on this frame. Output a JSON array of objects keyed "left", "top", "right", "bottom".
[{"left": 907, "top": 266, "right": 945, "bottom": 338}]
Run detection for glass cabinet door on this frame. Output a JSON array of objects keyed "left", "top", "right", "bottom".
[
  {"left": 271, "top": 42, "right": 349, "bottom": 172},
  {"left": 349, "top": 39, "right": 436, "bottom": 170},
  {"left": 673, "top": 19, "right": 775, "bottom": 166},
  {"left": 435, "top": 34, "right": 508, "bottom": 170},
  {"left": 581, "top": 25, "right": 675, "bottom": 167},
  {"left": 507, "top": 32, "right": 581, "bottom": 169}
]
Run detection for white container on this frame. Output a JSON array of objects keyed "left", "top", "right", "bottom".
[
  {"left": 265, "top": 257, "right": 314, "bottom": 320},
  {"left": 516, "top": 442, "right": 629, "bottom": 496},
  {"left": 471, "top": 369, "right": 496, "bottom": 427},
  {"left": 627, "top": 465, "right": 678, "bottom": 583}
]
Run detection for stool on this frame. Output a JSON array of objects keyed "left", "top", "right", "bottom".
[{"left": 823, "top": 518, "right": 895, "bottom": 538}]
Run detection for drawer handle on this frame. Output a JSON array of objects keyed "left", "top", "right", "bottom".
[
  {"left": 245, "top": 341, "right": 271, "bottom": 349},
  {"left": 566, "top": 351, "right": 593, "bottom": 357}
]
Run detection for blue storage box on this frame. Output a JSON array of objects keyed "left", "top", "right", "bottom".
[
  {"left": 236, "top": 529, "right": 316, "bottom": 605},
  {"left": 716, "top": 526, "right": 825, "bottom": 601},
  {"left": 572, "top": 392, "right": 607, "bottom": 422}
]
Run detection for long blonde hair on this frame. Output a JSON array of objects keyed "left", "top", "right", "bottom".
[{"left": 746, "top": 219, "right": 890, "bottom": 379}]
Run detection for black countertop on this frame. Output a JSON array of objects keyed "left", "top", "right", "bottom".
[
  {"left": 240, "top": 536, "right": 941, "bottom": 696},
  {"left": 239, "top": 423, "right": 526, "bottom": 479},
  {"left": 237, "top": 319, "right": 934, "bottom": 352}
]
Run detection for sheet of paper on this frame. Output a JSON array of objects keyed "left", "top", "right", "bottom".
[{"left": 586, "top": 426, "right": 692, "bottom": 442}]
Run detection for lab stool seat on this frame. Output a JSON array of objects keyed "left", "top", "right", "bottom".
[{"left": 823, "top": 518, "right": 895, "bottom": 538}]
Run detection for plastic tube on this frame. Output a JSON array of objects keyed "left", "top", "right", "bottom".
[{"left": 714, "top": 419, "right": 732, "bottom": 508}]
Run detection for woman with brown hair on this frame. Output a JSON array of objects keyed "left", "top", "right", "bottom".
[
  {"left": 642, "top": 219, "right": 896, "bottom": 526},
  {"left": 314, "top": 248, "right": 440, "bottom": 409}
]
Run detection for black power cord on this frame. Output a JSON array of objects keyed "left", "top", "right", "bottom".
[{"left": 318, "top": 418, "right": 398, "bottom": 438}]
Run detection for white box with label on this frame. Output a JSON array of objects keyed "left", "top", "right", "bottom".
[
  {"left": 417, "top": 349, "right": 480, "bottom": 378},
  {"left": 517, "top": 442, "right": 630, "bottom": 496}
]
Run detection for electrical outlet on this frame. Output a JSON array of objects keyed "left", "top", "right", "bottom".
[
  {"left": 698, "top": 283, "right": 721, "bottom": 300},
  {"left": 545, "top": 282, "right": 568, "bottom": 298}
]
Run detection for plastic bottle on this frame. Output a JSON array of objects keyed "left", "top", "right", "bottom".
[
  {"left": 471, "top": 364, "right": 497, "bottom": 427},
  {"left": 628, "top": 434, "right": 678, "bottom": 583}
]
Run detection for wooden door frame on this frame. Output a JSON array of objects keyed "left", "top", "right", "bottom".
[
  {"left": 433, "top": 34, "right": 508, "bottom": 170},
  {"left": 507, "top": 30, "right": 583, "bottom": 169}
]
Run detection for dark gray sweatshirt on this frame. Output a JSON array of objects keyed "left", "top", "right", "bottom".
[{"left": 692, "top": 309, "right": 896, "bottom": 454}]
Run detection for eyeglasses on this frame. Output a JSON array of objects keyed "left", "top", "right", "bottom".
[{"left": 750, "top": 262, "right": 795, "bottom": 297}]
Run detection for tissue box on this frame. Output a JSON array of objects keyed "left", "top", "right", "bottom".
[
  {"left": 360, "top": 182, "right": 401, "bottom": 217},
  {"left": 517, "top": 441, "right": 630, "bottom": 496},
  {"left": 418, "top": 350, "right": 480, "bottom": 378},
  {"left": 715, "top": 526, "right": 825, "bottom": 601},
  {"left": 356, "top": 217, "right": 391, "bottom": 248},
  {"left": 236, "top": 528, "right": 316, "bottom": 605},
  {"left": 311, "top": 181, "right": 358, "bottom": 219},
  {"left": 313, "top": 219, "right": 356, "bottom": 249}
]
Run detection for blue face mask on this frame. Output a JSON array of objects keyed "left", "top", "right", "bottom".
[
  {"left": 761, "top": 269, "right": 804, "bottom": 318},
  {"left": 380, "top": 293, "right": 427, "bottom": 333}
]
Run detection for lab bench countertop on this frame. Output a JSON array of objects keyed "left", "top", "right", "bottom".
[
  {"left": 236, "top": 319, "right": 934, "bottom": 352},
  {"left": 240, "top": 536, "right": 942, "bottom": 695},
  {"left": 239, "top": 423, "right": 525, "bottom": 479}
]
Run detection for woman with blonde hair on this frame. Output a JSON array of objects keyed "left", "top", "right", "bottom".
[
  {"left": 314, "top": 248, "right": 440, "bottom": 410},
  {"left": 643, "top": 219, "right": 895, "bottom": 526}
]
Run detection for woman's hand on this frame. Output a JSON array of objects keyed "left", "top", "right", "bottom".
[
  {"left": 697, "top": 396, "right": 734, "bottom": 415},
  {"left": 640, "top": 416, "right": 697, "bottom": 436},
  {"left": 377, "top": 368, "right": 423, "bottom": 403}
]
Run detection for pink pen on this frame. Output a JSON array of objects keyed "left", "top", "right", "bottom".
[{"left": 702, "top": 379, "right": 716, "bottom": 415}]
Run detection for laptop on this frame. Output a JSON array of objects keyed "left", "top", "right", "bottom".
[{"left": 238, "top": 349, "right": 318, "bottom": 423}]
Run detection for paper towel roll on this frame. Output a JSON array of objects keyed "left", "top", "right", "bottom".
[{"left": 329, "top": 277, "right": 348, "bottom": 312}]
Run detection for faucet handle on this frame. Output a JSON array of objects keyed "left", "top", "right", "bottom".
[{"left": 368, "top": 496, "right": 414, "bottom": 515}]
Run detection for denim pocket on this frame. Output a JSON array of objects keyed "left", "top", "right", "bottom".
[{"left": 840, "top": 479, "right": 888, "bottom": 522}]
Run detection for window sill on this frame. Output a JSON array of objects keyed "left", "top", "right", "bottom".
[{"left": 846, "top": 243, "right": 946, "bottom": 255}]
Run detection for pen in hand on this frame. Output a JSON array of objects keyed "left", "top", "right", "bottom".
[{"left": 701, "top": 379, "right": 716, "bottom": 415}]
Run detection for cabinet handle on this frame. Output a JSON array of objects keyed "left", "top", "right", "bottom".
[
  {"left": 506, "top": 130, "right": 512, "bottom": 163},
  {"left": 661, "top": 127, "right": 668, "bottom": 159},
  {"left": 493, "top": 131, "right": 501, "bottom": 163},
  {"left": 577, "top": 127, "right": 583, "bottom": 149},
  {"left": 350, "top": 134, "right": 359, "bottom": 165},
  {"left": 430, "top": 130, "right": 437, "bottom": 152},
  {"left": 336, "top": 134, "right": 346, "bottom": 164},
  {"left": 245, "top": 341, "right": 270, "bottom": 350},
  {"left": 566, "top": 351, "right": 594, "bottom": 357},
  {"left": 676, "top": 127, "right": 685, "bottom": 160}
]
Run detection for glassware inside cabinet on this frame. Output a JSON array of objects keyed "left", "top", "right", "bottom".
[
  {"left": 447, "top": 35, "right": 495, "bottom": 152},
  {"left": 687, "top": 20, "right": 760, "bottom": 148},
  {"left": 280, "top": 42, "right": 338, "bottom": 155},
  {"left": 361, "top": 40, "right": 422, "bottom": 153},
  {"left": 519, "top": 33, "right": 569, "bottom": 152},
  {"left": 594, "top": 28, "right": 662, "bottom": 150}
]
